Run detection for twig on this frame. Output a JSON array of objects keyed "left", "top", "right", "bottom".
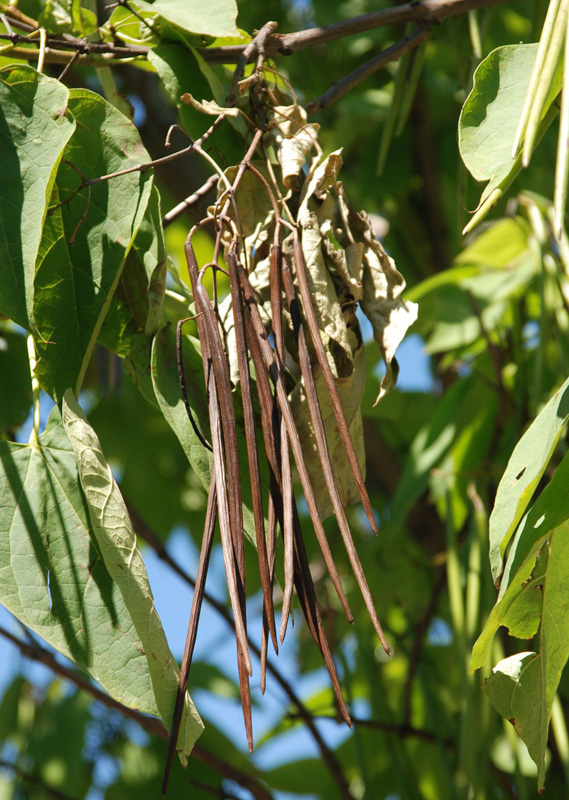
[
  {"left": 228, "top": 20, "right": 278, "bottom": 105},
  {"left": 0, "top": 0, "right": 518, "bottom": 69},
  {"left": 0, "top": 759, "right": 78, "bottom": 800},
  {"left": 306, "top": 25, "right": 431, "bottom": 115},
  {"left": 162, "top": 174, "right": 219, "bottom": 229},
  {"left": 0, "top": 30, "right": 147, "bottom": 56},
  {"left": 0, "top": 624, "right": 273, "bottom": 800},
  {"left": 202, "top": 0, "right": 515, "bottom": 62},
  {"left": 58, "top": 48, "right": 82, "bottom": 81},
  {"left": 286, "top": 713, "right": 456, "bottom": 749}
]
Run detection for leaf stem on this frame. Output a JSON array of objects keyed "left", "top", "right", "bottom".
[
  {"left": 554, "top": 16, "right": 569, "bottom": 237},
  {"left": 26, "top": 333, "right": 41, "bottom": 447}
]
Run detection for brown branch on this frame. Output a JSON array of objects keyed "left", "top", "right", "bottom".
[
  {"left": 287, "top": 713, "right": 455, "bottom": 749},
  {"left": 305, "top": 25, "right": 431, "bottom": 114},
  {"left": 203, "top": 0, "right": 516, "bottom": 62},
  {"left": 162, "top": 174, "right": 219, "bottom": 228},
  {"left": 0, "top": 759, "right": 79, "bottom": 800},
  {"left": 1, "top": 0, "right": 515, "bottom": 69},
  {"left": 228, "top": 20, "right": 278, "bottom": 105},
  {"left": 0, "top": 624, "right": 273, "bottom": 800}
]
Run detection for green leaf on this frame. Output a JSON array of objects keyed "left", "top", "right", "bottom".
[
  {"left": 483, "top": 523, "right": 569, "bottom": 789},
  {"left": 483, "top": 652, "right": 546, "bottom": 783},
  {"left": 61, "top": 391, "right": 203, "bottom": 764},
  {"left": 454, "top": 217, "right": 531, "bottom": 268},
  {"left": 151, "top": 324, "right": 212, "bottom": 489},
  {"left": 39, "top": 0, "right": 98, "bottom": 36},
  {"left": 98, "top": 186, "right": 167, "bottom": 357},
  {"left": 0, "top": 66, "right": 75, "bottom": 330},
  {"left": 27, "top": 689, "right": 92, "bottom": 797},
  {"left": 0, "top": 677, "right": 27, "bottom": 743},
  {"left": 0, "top": 408, "right": 160, "bottom": 716},
  {"left": 133, "top": 0, "right": 239, "bottom": 37},
  {"left": 472, "top": 446, "right": 569, "bottom": 670},
  {"left": 489, "top": 374, "right": 569, "bottom": 585},
  {"left": 459, "top": 44, "right": 562, "bottom": 225},
  {"left": 33, "top": 88, "right": 153, "bottom": 402}
]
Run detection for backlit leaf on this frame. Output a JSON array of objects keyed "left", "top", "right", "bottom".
[
  {"left": 0, "top": 408, "right": 159, "bottom": 714},
  {"left": 62, "top": 391, "right": 204, "bottom": 764},
  {"left": 134, "top": 0, "right": 239, "bottom": 38},
  {"left": 489, "top": 374, "right": 569, "bottom": 585}
]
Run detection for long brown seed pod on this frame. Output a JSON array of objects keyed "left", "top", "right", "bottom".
[
  {"left": 281, "top": 256, "right": 391, "bottom": 656},
  {"left": 292, "top": 230, "right": 379, "bottom": 536},
  {"left": 227, "top": 245, "right": 278, "bottom": 653},
  {"left": 236, "top": 257, "right": 354, "bottom": 623}
]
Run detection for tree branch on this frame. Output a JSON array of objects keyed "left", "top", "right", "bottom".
[
  {"left": 204, "top": 0, "right": 515, "bottom": 61},
  {"left": 0, "top": 624, "right": 273, "bottom": 800},
  {"left": 305, "top": 25, "right": 431, "bottom": 115},
  {"left": 0, "top": 0, "right": 515, "bottom": 69},
  {"left": 0, "top": 759, "right": 79, "bottom": 800},
  {"left": 286, "top": 712, "right": 455, "bottom": 748}
]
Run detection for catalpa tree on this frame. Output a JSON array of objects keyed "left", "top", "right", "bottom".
[{"left": 1, "top": 0, "right": 569, "bottom": 798}]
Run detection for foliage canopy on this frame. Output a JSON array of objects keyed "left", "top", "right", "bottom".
[{"left": 2, "top": 0, "right": 569, "bottom": 798}]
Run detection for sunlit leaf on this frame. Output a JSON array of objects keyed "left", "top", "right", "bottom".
[
  {"left": 459, "top": 44, "right": 562, "bottom": 229},
  {"left": 0, "top": 66, "right": 75, "bottom": 330},
  {"left": 134, "top": 0, "right": 239, "bottom": 38},
  {"left": 489, "top": 375, "right": 569, "bottom": 585},
  {"left": 62, "top": 391, "right": 203, "bottom": 764},
  {"left": 33, "top": 88, "right": 153, "bottom": 402},
  {"left": 0, "top": 408, "right": 162, "bottom": 716}
]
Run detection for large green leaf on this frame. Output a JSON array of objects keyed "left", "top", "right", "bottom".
[
  {"left": 33, "top": 88, "right": 153, "bottom": 402},
  {"left": 0, "top": 407, "right": 161, "bottom": 715},
  {"left": 459, "top": 44, "right": 562, "bottom": 223},
  {"left": 133, "top": 0, "right": 239, "bottom": 37},
  {"left": 61, "top": 391, "right": 203, "bottom": 763},
  {"left": 483, "top": 523, "right": 569, "bottom": 789},
  {"left": 489, "top": 374, "right": 569, "bottom": 585},
  {"left": 0, "top": 65, "right": 75, "bottom": 330},
  {"left": 472, "top": 446, "right": 569, "bottom": 671},
  {"left": 98, "top": 185, "right": 167, "bottom": 358}
]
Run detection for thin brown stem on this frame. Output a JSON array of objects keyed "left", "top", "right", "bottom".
[
  {"left": 0, "top": 759, "right": 79, "bottom": 800},
  {"left": 305, "top": 25, "right": 431, "bottom": 115},
  {"left": 1, "top": 0, "right": 513, "bottom": 70},
  {"left": 162, "top": 174, "right": 219, "bottom": 229}
]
